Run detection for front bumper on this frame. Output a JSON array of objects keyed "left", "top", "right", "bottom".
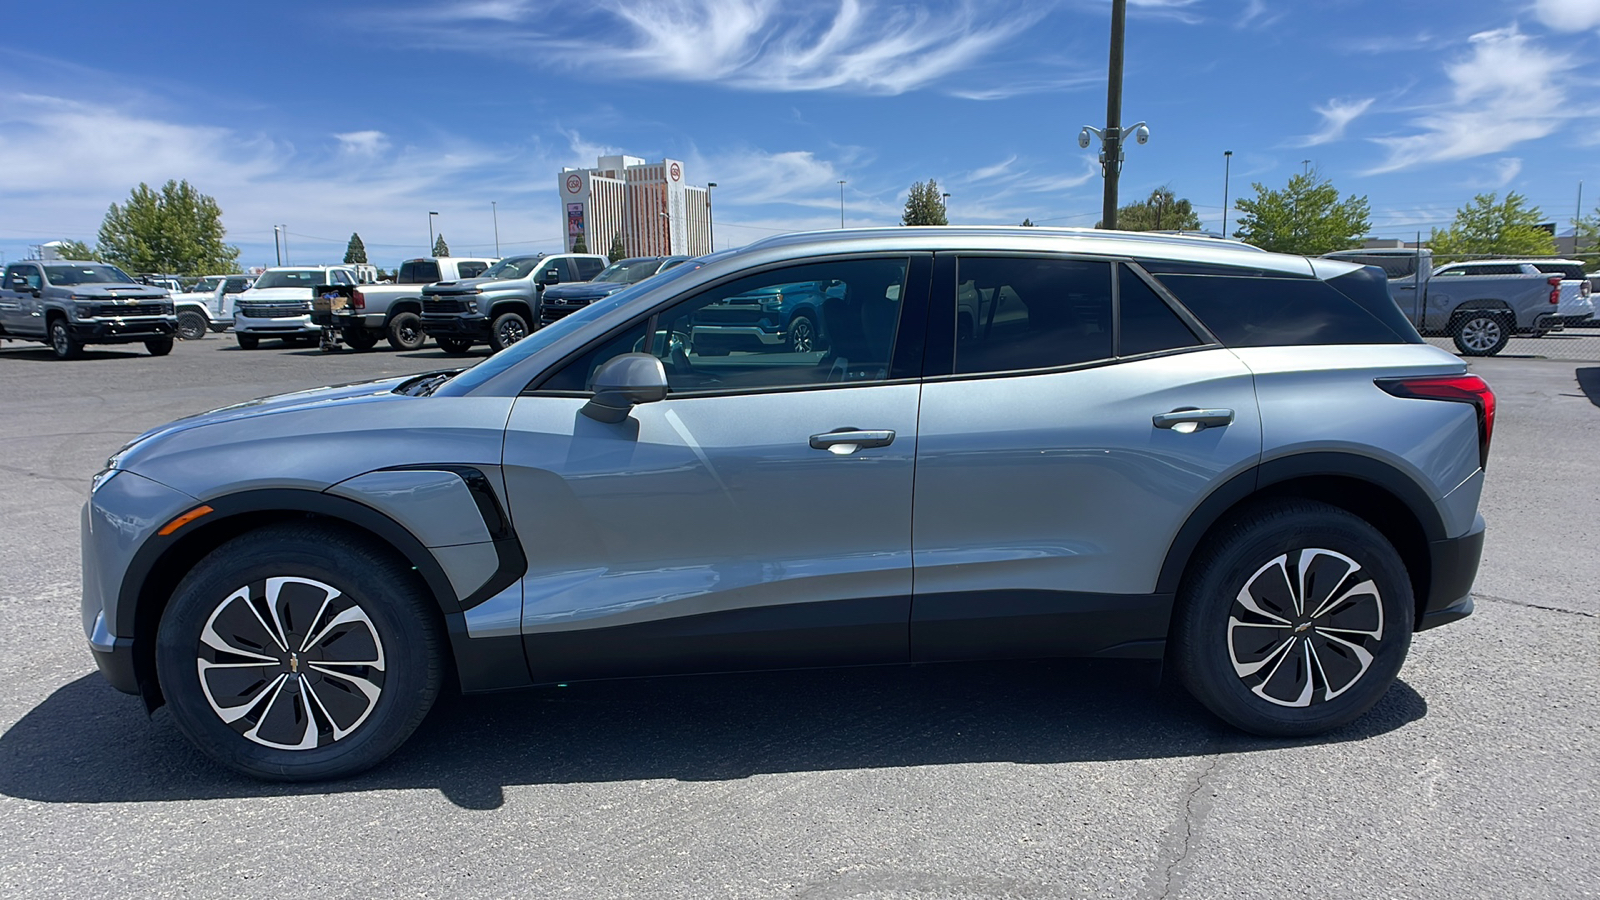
[
  {"left": 1416, "top": 513, "right": 1485, "bottom": 631},
  {"left": 421, "top": 314, "right": 491, "bottom": 339},
  {"left": 234, "top": 313, "right": 318, "bottom": 336},
  {"left": 69, "top": 317, "right": 176, "bottom": 343}
]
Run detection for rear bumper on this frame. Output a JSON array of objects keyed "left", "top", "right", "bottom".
[
  {"left": 1417, "top": 514, "right": 1485, "bottom": 632},
  {"left": 69, "top": 318, "right": 176, "bottom": 343}
]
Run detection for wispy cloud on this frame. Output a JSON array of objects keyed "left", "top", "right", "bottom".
[
  {"left": 387, "top": 0, "right": 1063, "bottom": 97},
  {"left": 334, "top": 130, "right": 389, "bottom": 156},
  {"left": 1492, "top": 157, "right": 1523, "bottom": 186},
  {"left": 1532, "top": 0, "right": 1600, "bottom": 31},
  {"left": 1297, "top": 97, "right": 1375, "bottom": 146},
  {"left": 1237, "top": 0, "right": 1284, "bottom": 29},
  {"left": 1364, "top": 26, "right": 1583, "bottom": 174}
]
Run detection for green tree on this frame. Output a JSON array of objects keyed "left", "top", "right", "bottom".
[
  {"left": 95, "top": 180, "right": 240, "bottom": 275},
  {"left": 608, "top": 231, "right": 626, "bottom": 262},
  {"left": 1575, "top": 204, "right": 1600, "bottom": 266},
  {"left": 1233, "top": 172, "right": 1371, "bottom": 255},
  {"left": 571, "top": 232, "right": 588, "bottom": 253},
  {"left": 54, "top": 240, "right": 99, "bottom": 260},
  {"left": 901, "top": 179, "right": 948, "bottom": 226},
  {"left": 433, "top": 234, "right": 450, "bottom": 257},
  {"left": 1098, "top": 186, "right": 1204, "bottom": 232},
  {"left": 1428, "top": 192, "right": 1557, "bottom": 265},
  {"left": 1020, "top": 218, "right": 1035, "bottom": 227},
  {"left": 344, "top": 232, "right": 368, "bottom": 264}
]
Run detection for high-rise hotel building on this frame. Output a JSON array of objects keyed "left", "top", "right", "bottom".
[{"left": 558, "top": 155, "right": 711, "bottom": 257}]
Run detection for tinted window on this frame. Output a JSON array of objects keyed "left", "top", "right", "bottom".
[
  {"left": 1533, "top": 263, "right": 1585, "bottom": 280},
  {"left": 8, "top": 265, "right": 42, "bottom": 290},
  {"left": 331, "top": 270, "right": 355, "bottom": 285},
  {"left": 954, "top": 257, "right": 1112, "bottom": 375},
  {"left": 399, "top": 260, "right": 442, "bottom": 284},
  {"left": 42, "top": 264, "right": 135, "bottom": 285},
  {"left": 249, "top": 270, "right": 327, "bottom": 289},
  {"left": 481, "top": 255, "right": 543, "bottom": 279},
  {"left": 574, "top": 258, "right": 606, "bottom": 280},
  {"left": 1119, "top": 265, "right": 1200, "bottom": 356},
  {"left": 540, "top": 321, "right": 651, "bottom": 392},
  {"left": 1150, "top": 268, "right": 1410, "bottom": 347},
  {"left": 1332, "top": 253, "right": 1418, "bottom": 280},
  {"left": 456, "top": 261, "right": 489, "bottom": 280},
  {"left": 224, "top": 277, "right": 252, "bottom": 293}
]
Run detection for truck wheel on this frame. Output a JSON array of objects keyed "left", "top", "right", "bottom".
[
  {"left": 177, "top": 311, "right": 208, "bottom": 341},
  {"left": 155, "top": 523, "right": 444, "bottom": 781},
  {"left": 1451, "top": 312, "right": 1510, "bottom": 356},
  {"left": 145, "top": 337, "right": 174, "bottom": 356},
  {"left": 343, "top": 327, "right": 379, "bottom": 351},
  {"left": 237, "top": 334, "right": 260, "bottom": 350},
  {"left": 49, "top": 320, "right": 82, "bottom": 359},
  {"left": 489, "top": 311, "right": 529, "bottom": 353},
  {"left": 1171, "top": 500, "right": 1413, "bottom": 737},
  {"left": 436, "top": 337, "right": 474, "bottom": 354},
  {"left": 386, "top": 312, "right": 426, "bottom": 352},
  {"left": 788, "top": 314, "right": 817, "bottom": 352}
]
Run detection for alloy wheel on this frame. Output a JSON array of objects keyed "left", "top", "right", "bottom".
[
  {"left": 196, "top": 576, "right": 386, "bottom": 750},
  {"left": 790, "top": 317, "right": 815, "bottom": 352},
  {"left": 497, "top": 318, "right": 527, "bottom": 346},
  {"left": 1460, "top": 317, "right": 1502, "bottom": 353},
  {"left": 1226, "top": 548, "right": 1384, "bottom": 708},
  {"left": 52, "top": 323, "right": 71, "bottom": 356}
]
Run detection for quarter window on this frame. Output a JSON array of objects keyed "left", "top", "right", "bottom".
[
  {"left": 1147, "top": 265, "right": 1410, "bottom": 347},
  {"left": 456, "top": 261, "right": 489, "bottom": 280},
  {"left": 1118, "top": 264, "right": 1200, "bottom": 356},
  {"left": 953, "top": 257, "right": 1112, "bottom": 375}
]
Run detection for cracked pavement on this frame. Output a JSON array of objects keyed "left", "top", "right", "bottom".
[{"left": 0, "top": 342, "right": 1595, "bottom": 898}]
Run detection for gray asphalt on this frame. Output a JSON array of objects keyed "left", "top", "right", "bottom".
[{"left": 0, "top": 335, "right": 1595, "bottom": 899}]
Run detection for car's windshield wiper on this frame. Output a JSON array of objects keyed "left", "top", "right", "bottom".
[{"left": 396, "top": 371, "right": 461, "bottom": 397}]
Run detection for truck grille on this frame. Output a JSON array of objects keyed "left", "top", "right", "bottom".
[
  {"left": 423, "top": 297, "right": 468, "bottom": 314},
  {"left": 239, "top": 303, "right": 310, "bottom": 318},
  {"left": 540, "top": 305, "right": 580, "bottom": 325},
  {"left": 86, "top": 303, "right": 167, "bottom": 317}
]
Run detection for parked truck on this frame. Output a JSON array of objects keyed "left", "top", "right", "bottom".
[
  {"left": 171, "top": 274, "right": 255, "bottom": 339},
  {"left": 1324, "top": 248, "right": 1571, "bottom": 356},
  {"left": 319, "top": 257, "right": 496, "bottom": 351},
  {"left": 0, "top": 259, "right": 177, "bottom": 358},
  {"left": 421, "top": 252, "right": 607, "bottom": 353}
]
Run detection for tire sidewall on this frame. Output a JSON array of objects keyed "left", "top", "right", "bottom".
[
  {"left": 1175, "top": 504, "right": 1414, "bottom": 737},
  {"left": 386, "top": 311, "right": 426, "bottom": 351},
  {"left": 155, "top": 531, "right": 439, "bottom": 780},
  {"left": 1452, "top": 312, "right": 1509, "bottom": 356},
  {"left": 489, "top": 311, "right": 528, "bottom": 353}
]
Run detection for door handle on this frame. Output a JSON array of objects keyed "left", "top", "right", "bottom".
[
  {"left": 809, "top": 428, "right": 895, "bottom": 454},
  {"left": 1152, "top": 408, "right": 1234, "bottom": 432}
]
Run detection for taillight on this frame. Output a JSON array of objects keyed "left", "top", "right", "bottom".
[
  {"left": 352, "top": 289, "right": 366, "bottom": 310},
  {"left": 1547, "top": 275, "right": 1561, "bottom": 305},
  {"left": 1376, "top": 375, "right": 1496, "bottom": 468}
]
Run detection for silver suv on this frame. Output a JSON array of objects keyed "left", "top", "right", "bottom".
[{"left": 82, "top": 228, "right": 1491, "bottom": 780}]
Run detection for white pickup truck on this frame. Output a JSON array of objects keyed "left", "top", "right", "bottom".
[{"left": 327, "top": 257, "right": 495, "bottom": 351}]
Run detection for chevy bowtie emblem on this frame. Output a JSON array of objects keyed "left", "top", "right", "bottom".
[{"left": 289, "top": 653, "right": 300, "bottom": 673}]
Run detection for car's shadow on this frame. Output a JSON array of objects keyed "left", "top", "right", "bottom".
[
  {"left": 0, "top": 660, "right": 1426, "bottom": 809},
  {"left": 0, "top": 346, "right": 145, "bottom": 361},
  {"left": 1577, "top": 367, "right": 1600, "bottom": 409}
]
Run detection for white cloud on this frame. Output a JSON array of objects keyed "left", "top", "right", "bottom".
[
  {"left": 389, "top": 0, "right": 1063, "bottom": 96},
  {"left": 1532, "top": 0, "right": 1600, "bottom": 31},
  {"left": 1237, "top": 0, "right": 1284, "bottom": 28},
  {"left": 968, "top": 156, "right": 1019, "bottom": 183},
  {"left": 334, "top": 130, "right": 389, "bottom": 156},
  {"left": 1493, "top": 157, "right": 1523, "bottom": 186},
  {"left": 1365, "top": 27, "right": 1581, "bottom": 174},
  {"left": 1298, "top": 97, "right": 1375, "bottom": 146}
]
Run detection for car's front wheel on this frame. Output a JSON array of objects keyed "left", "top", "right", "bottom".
[
  {"left": 155, "top": 524, "right": 444, "bottom": 781},
  {"left": 236, "top": 333, "right": 260, "bottom": 350},
  {"left": 489, "top": 311, "right": 529, "bottom": 353},
  {"left": 436, "top": 336, "right": 474, "bottom": 354},
  {"left": 1171, "top": 500, "right": 1413, "bottom": 737},
  {"left": 49, "top": 320, "right": 81, "bottom": 359}
]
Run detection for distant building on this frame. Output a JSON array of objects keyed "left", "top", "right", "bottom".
[{"left": 558, "top": 155, "right": 710, "bottom": 257}]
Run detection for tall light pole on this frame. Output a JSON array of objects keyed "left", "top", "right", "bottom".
[
  {"left": 428, "top": 211, "right": 439, "bottom": 254},
  {"left": 941, "top": 191, "right": 951, "bottom": 223},
  {"left": 837, "top": 180, "right": 847, "bottom": 228},
  {"left": 1222, "top": 150, "right": 1233, "bottom": 238},
  {"left": 1078, "top": 0, "right": 1147, "bottom": 230},
  {"left": 491, "top": 202, "right": 500, "bottom": 257},
  {"left": 706, "top": 182, "right": 718, "bottom": 252},
  {"left": 273, "top": 226, "right": 282, "bottom": 266},
  {"left": 1301, "top": 159, "right": 1312, "bottom": 176},
  {"left": 280, "top": 225, "right": 289, "bottom": 264}
]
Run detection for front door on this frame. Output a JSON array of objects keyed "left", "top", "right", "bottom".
[
  {"left": 501, "top": 254, "right": 929, "bottom": 683},
  {"left": 911, "top": 255, "right": 1262, "bottom": 662}
]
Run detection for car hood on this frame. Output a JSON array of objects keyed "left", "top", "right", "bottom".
[
  {"left": 426, "top": 276, "right": 525, "bottom": 295},
  {"left": 541, "top": 282, "right": 623, "bottom": 301},
  {"left": 236, "top": 287, "right": 312, "bottom": 303},
  {"left": 66, "top": 284, "right": 167, "bottom": 300}
]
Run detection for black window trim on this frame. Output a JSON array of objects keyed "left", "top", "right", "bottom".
[
  {"left": 922, "top": 250, "right": 1223, "bottom": 384},
  {"left": 522, "top": 251, "right": 933, "bottom": 398}
]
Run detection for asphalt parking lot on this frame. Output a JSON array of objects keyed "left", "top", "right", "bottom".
[{"left": 0, "top": 335, "right": 1595, "bottom": 899}]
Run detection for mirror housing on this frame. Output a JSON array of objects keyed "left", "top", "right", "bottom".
[
  {"left": 540, "top": 268, "right": 560, "bottom": 286},
  {"left": 581, "top": 353, "right": 668, "bottom": 423}
]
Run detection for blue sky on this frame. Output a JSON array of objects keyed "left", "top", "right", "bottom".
[{"left": 2, "top": 0, "right": 1598, "bottom": 270}]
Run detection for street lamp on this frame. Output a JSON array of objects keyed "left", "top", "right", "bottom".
[
  {"left": 491, "top": 202, "right": 500, "bottom": 257},
  {"left": 706, "top": 182, "right": 718, "bottom": 252},
  {"left": 273, "top": 226, "right": 282, "bottom": 266},
  {"left": 280, "top": 225, "right": 289, "bottom": 264},
  {"left": 941, "top": 192, "right": 951, "bottom": 223},
  {"left": 1078, "top": 0, "right": 1150, "bottom": 229},
  {"left": 428, "top": 211, "right": 439, "bottom": 253},
  {"left": 1222, "top": 150, "right": 1233, "bottom": 238},
  {"left": 838, "top": 180, "right": 847, "bottom": 228}
]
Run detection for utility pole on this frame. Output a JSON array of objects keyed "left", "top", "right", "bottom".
[
  {"left": 491, "top": 202, "right": 500, "bottom": 257},
  {"left": 706, "top": 182, "right": 718, "bottom": 252},
  {"left": 428, "top": 211, "right": 439, "bottom": 255},
  {"left": 1575, "top": 181, "right": 1584, "bottom": 256},
  {"left": 273, "top": 226, "right": 282, "bottom": 266},
  {"left": 1222, "top": 150, "right": 1233, "bottom": 237},
  {"left": 838, "top": 180, "right": 847, "bottom": 228},
  {"left": 1302, "top": 159, "right": 1312, "bottom": 176},
  {"left": 281, "top": 226, "right": 289, "bottom": 264},
  {"left": 1102, "top": 0, "right": 1126, "bottom": 230},
  {"left": 942, "top": 192, "right": 951, "bottom": 223}
]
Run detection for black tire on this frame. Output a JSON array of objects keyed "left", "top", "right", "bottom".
[
  {"left": 386, "top": 311, "right": 426, "bottom": 352},
  {"left": 155, "top": 523, "right": 444, "bottom": 781},
  {"left": 436, "top": 336, "right": 474, "bottom": 354},
  {"left": 236, "top": 333, "right": 260, "bottom": 350},
  {"left": 1171, "top": 500, "right": 1414, "bottom": 738},
  {"left": 343, "top": 327, "right": 379, "bottom": 351},
  {"left": 49, "top": 319, "right": 81, "bottom": 359},
  {"left": 1451, "top": 312, "right": 1510, "bottom": 356},
  {"left": 177, "top": 311, "right": 208, "bottom": 341},
  {"left": 489, "top": 311, "right": 530, "bottom": 353},
  {"left": 788, "top": 314, "right": 817, "bottom": 353},
  {"left": 145, "top": 337, "right": 174, "bottom": 356}
]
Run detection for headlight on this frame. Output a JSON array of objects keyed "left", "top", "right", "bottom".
[{"left": 467, "top": 298, "right": 480, "bottom": 313}]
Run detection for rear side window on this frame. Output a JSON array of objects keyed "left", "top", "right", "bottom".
[
  {"left": 1332, "top": 254, "right": 1418, "bottom": 280},
  {"left": 1147, "top": 265, "right": 1412, "bottom": 347},
  {"left": 456, "top": 261, "right": 489, "bottom": 280},
  {"left": 954, "top": 257, "right": 1112, "bottom": 375},
  {"left": 1533, "top": 263, "right": 1585, "bottom": 281},
  {"left": 574, "top": 257, "right": 606, "bottom": 280},
  {"left": 1118, "top": 264, "right": 1201, "bottom": 356},
  {"left": 399, "top": 260, "right": 442, "bottom": 284}
]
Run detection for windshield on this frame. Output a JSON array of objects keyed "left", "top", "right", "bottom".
[
  {"left": 253, "top": 270, "right": 330, "bottom": 289},
  {"left": 193, "top": 277, "right": 223, "bottom": 292},
  {"left": 437, "top": 258, "right": 709, "bottom": 396},
  {"left": 43, "top": 264, "right": 136, "bottom": 285},
  {"left": 480, "top": 256, "right": 543, "bottom": 280},
  {"left": 593, "top": 258, "right": 664, "bottom": 284}
]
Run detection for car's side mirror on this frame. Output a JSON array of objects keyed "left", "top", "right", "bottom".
[
  {"left": 581, "top": 353, "right": 668, "bottom": 423},
  {"left": 541, "top": 269, "right": 560, "bottom": 285}
]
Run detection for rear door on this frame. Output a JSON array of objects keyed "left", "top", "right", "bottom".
[{"left": 911, "top": 255, "right": 1262, "bottom": 663}]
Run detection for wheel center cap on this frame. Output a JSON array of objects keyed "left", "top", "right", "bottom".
[
  {"left": 289, "top": 653, "right": 300, "bottom": 673},
  {"left": 1293, "top": 621, "right": 1314, "bottom": 634}
]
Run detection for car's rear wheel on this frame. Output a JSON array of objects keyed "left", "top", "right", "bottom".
[
  {"left": 1452, "top": 312, "right": 1510, "bottom": 356},
  {"left": 177, "top": 311, "right": 208, "bottom": 341},
  {"left": 155, "top": 524, "right": 444, "bottom": 781},
  {"left": 1171, "top": 500, "right": 1413, "bottom": 737},
  {"left": 489, "top": 311, "right": 529, "bottom": 353},
  {"left": 386, "top": 312, "right": 426, "bottom": 351},
  {"left": 343, "top": 327, "right": 379, "bottom": 351},
  {"left": 436, "top": 336, "right": 474, "bottom": 354}
]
